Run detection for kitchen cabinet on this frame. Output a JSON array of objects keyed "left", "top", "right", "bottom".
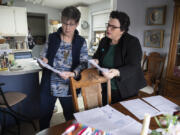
[
  {"left": 92, "top": 9, "right": 111, "bottom": 31},
  {"left": 0, "top": 6, "right": 28, "bottom": 36},
  {"left": 77, "top": 6, "right": 89, "bottom": 37},
  {"left": 165, "top": 0, "right": 180, "bottom": 97}
]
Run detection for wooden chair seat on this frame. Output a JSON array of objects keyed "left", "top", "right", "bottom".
[
  {"left": 0, "top": 83, "right": 36, "bottom": 135},
  {"left": 140, "top": 86, "right": 154, "bottom": 94},
  {"left": 0, "top": 92, "right": 26, "bottom": 108},
  {"left": 70, "top": 68, "right": 111, "bottom": 112}
]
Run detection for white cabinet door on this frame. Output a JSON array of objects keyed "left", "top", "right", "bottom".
[
  {"left": 14, "top": 7, "right": 28, "bottom": 36},
  {"left": 0, "top": 6, "right": 16, "bottom": 36},
  {"left": 0, "top": 6, "right": 28, "bottom": 36},
  {"left": 92, "top": 10, "right": 111, "bottom": 31}
]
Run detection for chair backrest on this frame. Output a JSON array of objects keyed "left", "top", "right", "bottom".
[
  {"left": 70, "top": 68, "right": 111, "bottom": 112},
  {"left": 142, "top": 52, "right": 166, "bottom": 84}
]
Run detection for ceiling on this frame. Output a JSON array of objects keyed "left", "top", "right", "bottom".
[{"left": 26, "top": 0, "right": 105, "bottom": 9}]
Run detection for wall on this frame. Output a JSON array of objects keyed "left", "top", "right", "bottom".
[{"left": 116, "top": 0, "right": 174, "bottom": 70}]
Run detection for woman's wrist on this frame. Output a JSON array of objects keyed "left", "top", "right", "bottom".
[{"left": 73, "top": 71, "right": 77, "bottom": 77}]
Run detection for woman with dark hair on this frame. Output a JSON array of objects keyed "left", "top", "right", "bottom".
[
  {"left": 93, "top": 11, "right": 146, "bottom": 104},
  {"left": 39, "top": 6, "right": 88, "bottom": 130}
]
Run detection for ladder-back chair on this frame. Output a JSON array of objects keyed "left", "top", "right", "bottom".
[
  {"left": 139, "top": 52, "right": 166, "bottom": 96},
  {"left": 70, "top": 68, "right": 111, "bottom": 112}
]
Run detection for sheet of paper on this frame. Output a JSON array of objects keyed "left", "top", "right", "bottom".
[
  {"left": 88, "top": 59, "right": 109, "bottom": 72},
  {"left": 36, "top": 58, "right": 62, "bottom": 75},
  {"left": 74, "top": 107, "right": 118, "bottom": 132},
  {"left": 143, "top": 95, "right": 179, "bottom": 114},
  {"left": 74, "top": 106, "right": 136, "bottom": 132},
  {"left": 111, "top": 116, "right": 151, "bottom": 135},
  {"left": 120, "top": 99, "right": 161, "bottom": 120},
  {"left": 101, "top": 105, "right": 134, "bottom": 129}
]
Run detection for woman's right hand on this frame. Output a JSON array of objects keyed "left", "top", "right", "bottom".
[
  {"left": 38, "top": 57, "right": 48, "bottom": 68},
  {"left": 41, "top": 57, "right": 48, "bottom": 64},
  {"left": 90, "top": 59, "right": 99, "bottom": 67}
]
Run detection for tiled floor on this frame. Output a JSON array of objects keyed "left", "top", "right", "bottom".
[{"left": 3, "top": 96, "right": 84, "bottom": 135}]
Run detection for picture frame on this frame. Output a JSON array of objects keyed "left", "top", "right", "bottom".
[
  {"left": 146, "top": 6, "right": 166, "bottom": 25},
  {"left": 144, "top": 29, "right": 164, "bottom": 48}
]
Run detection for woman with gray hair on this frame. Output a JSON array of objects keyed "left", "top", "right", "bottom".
[{"left": 39, "top": 6, "right": 88, "bottom": 130}]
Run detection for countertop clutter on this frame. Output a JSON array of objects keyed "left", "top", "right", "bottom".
[{"left": 0, "top": 58, "right": 41, "bottom": 76}]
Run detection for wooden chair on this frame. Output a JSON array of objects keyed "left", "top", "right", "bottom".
[
  {"left": 139, "top": 52, "right": 166, "bottom": 97},
  {"left": 70, "top": 68, "right": 111, "bottom": 112},
  {"left": 0, "top": 83, "right": 36, "bottom": 135}
]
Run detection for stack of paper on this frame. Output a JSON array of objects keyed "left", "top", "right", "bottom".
[{"left": 74, "top": 105, "right": 148, "bottom": 135}]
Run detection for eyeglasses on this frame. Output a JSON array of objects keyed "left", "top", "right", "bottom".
[
  {"left": 105, "top": 23, "right": 120, "bottom": 30},
  {"left": 62, "top": 22, "right": 76, "bottom": 27}
]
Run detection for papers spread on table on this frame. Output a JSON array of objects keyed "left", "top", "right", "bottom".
[
  {"left": 88, "top": 59, "right": 109, "bottom": 73},
  {"left": 120, "top": 99, "right": 161, "bottom": 120},
  {"left": 142, "top": 95, "right": 179, "bottom": 114},
  {"left": 36, "top": 58, "right": 62, "bottom": 75},
  {"left": 74, "top": 105, "right": 149, "bottom": 135}
]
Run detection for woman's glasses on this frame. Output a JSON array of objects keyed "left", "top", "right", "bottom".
[
  {"left": 105, "top": 23, "right": 120, "bottom": 30},
  {"left": 62, "top": 22, "right": 76, "bottom": 27}
]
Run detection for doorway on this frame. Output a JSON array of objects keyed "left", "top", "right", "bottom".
[{"left": 27, "top": 13, "right": 47, "bottom": 57}]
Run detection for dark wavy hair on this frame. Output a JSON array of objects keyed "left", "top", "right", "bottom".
[
  {"left": 110, "top": 11, "right": 130, "bottom": 32},
  {"left": 61, "top": 6, "right": 81, "bottom": 23}
]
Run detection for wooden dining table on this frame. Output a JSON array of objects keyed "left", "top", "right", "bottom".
[{"left": 37, "top": 96, "right": 180, "bottom": 135}]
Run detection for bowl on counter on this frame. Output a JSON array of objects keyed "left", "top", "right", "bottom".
[{"left": 0, "top": 39, "right": 6, "bottom": 44}]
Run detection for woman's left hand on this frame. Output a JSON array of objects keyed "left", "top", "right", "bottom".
[
  {"left": 102, "top": 69, "right": 120, "bottom": 79},
  {"left": 59, "top": 71, "right": 75, "bottom": 80}
]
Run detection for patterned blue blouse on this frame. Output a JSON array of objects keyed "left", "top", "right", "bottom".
[{"left": 40, "top": 40, "right": 88, "bottom": 97}]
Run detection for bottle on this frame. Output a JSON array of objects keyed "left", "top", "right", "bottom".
[
  {"left": 8, "top": 53, "right": 15, "bottom": 67},
  {"left": 23, "top": 41, "right": 27, "bottom": 50},
  {"left": 4, "top": 52, "right": 9, "bottom": 68}
]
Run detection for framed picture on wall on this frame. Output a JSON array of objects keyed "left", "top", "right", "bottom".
[
  {"left": 144, "top": 29, "right": 164, "bottom": 48},
  {"left": 146, "top": 6, "right": 166, "bottom": 25}
]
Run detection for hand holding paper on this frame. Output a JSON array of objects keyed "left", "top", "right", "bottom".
[
  {"left": 102, "top": 69, "right": 120, "bottom": 79},
  {"left": 88, "top": 59, "right": 109, "bottom": 73},
  {"left": 36, "top": 58, "right": 62, "bottom": 75}
]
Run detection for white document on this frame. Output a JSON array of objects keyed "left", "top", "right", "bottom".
[
  {"left": 111, "top": 116, "right": 151, "bottom": 135},
  {"left": 120, "top": 99, "right": 161, "bottom": 120},
  {"left": 36, "top": 58, "right": 62, "bottom": 75},
  {"left": 143, "top": 95, "right": 179, "bottom": 114},
  {"left": 88, "top": 59, "right": 109, "bottom": 73},
  {"left": 74, "top": 105, "right": 136, "bottom": 133}
]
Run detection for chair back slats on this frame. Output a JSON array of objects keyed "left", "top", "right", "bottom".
[
  {"left": 141, "top": 52, "right": 166, "bottom": 94},
  {"left": 70, "top": 68, "right": 111, "bottom": 112}
]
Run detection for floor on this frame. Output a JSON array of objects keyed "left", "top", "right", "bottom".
[{"left": 2, "top": 96, "right": 84, "bottom": 135}]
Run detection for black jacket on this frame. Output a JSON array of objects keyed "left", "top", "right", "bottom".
[{"left": 93, "top": 32, "right": 146, "bottom": 99}]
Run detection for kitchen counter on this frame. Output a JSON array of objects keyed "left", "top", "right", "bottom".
[
  {"left": 0, "top": 58, "right": 42, "bottom": 75},
  {"left": 0, "top": 58, "right": 42, "bottom": 126}
]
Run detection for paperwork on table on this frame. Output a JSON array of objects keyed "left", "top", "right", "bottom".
[
  {"left": 120, "top": 99, "right": 161, "bottom": 120},
  {"left": 74, "top": 105, "right": 150, "bottom": 135},
  {"left": 142, "top": 95, "right": 179, "bottom": 114}
]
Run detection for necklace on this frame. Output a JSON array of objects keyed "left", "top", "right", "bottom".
[
  {"left": 61, "top": 34, "right": 72, "bottom": 60},
  {"left": 64, "top": 49, "right": 69, "bottom": 60}
]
